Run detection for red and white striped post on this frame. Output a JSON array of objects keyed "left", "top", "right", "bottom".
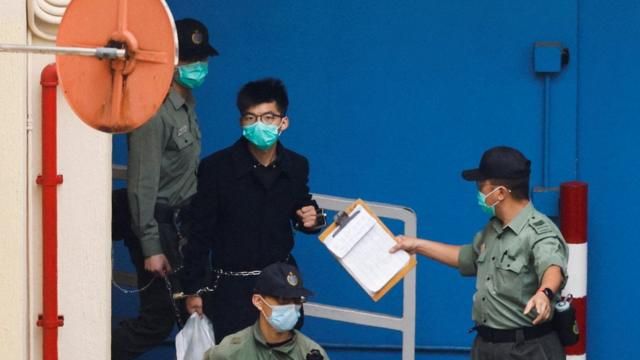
[{"left": 559, "top": 181, "right": 587, "bottom": 359}]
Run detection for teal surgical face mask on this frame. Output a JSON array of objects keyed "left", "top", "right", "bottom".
[
  {"left": 242, "top": 122, "right": 280, "bottom": 150},
  {"left": 477, "top": 186, "right": 506, "bottom": 216},
  {"left": 259, "top": 296, "right": 301, "bottom": 332},
  {"left": 175, "top": 61, "right": 208, "bottom": 89}
]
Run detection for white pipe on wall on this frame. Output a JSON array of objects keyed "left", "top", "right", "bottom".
[{"left": 27, "top": 0, "right": 67, "bottom": 41}]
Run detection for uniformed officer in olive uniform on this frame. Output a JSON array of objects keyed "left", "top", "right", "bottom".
[
  {"left": 111, "top": 18, "right": 218, "bottom": 359},
  {"left": 390, "top": 146, "right": 569, "bottom": 360},
  {"left": 203, "top": 262, "right": 329, "bottom": 360}
]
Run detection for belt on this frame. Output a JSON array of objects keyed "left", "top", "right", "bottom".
[{"left": 476, "top": 322, "right": 553, "bottom": 343}]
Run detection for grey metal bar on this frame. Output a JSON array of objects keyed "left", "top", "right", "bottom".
[
  {"left": 311, "top": 194, "right": 417, "bottom": 360},
  {"left": 112, "top": 164, "right": 127, "bottom": 180},
  {"left": 0, "top": 44, "right": 126, "bottom": 59},
  {"left": 303, "top": 302, "right": 405, "bottom": 330},
  {"left": 401, "top": 213, "right": 417, "bottom": 360}
]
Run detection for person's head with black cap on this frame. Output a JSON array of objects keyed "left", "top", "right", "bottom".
[
  {"left": 461, "top": 146, "right": 531, "bottom": 219},
  {"left": 252, "top": 262, "right": 312, "bottom": 338},
  {"left": 203, "top": 262, "right": 327, "bottom": 359},
  {"left": 173, "top": 18, "right": 218, "bottom": 90}
]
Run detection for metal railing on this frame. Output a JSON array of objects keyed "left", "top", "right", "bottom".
[
  {"left": 112, "top": 165, "right": 417, "bottom": 359},
  {"left": 307, "top": 194, "right": 417, "bottom": 360}
]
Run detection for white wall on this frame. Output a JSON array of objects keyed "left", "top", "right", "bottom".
[
  {"left": 27, "top": 42, "right": 112, "bottom": 360},
  {"left": 0, "top": 1, "right": 29, "bottom": 358},
  {"left": 0, "top": 1, "right": 112, "bottom": 358}
]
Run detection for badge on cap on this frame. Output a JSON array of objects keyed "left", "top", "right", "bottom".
[
  {"left": 287, "top": 272, "right": 298, "bottom": 287},
  {"left": 192, "top": 30, "right": 203, "bottom": 45}
]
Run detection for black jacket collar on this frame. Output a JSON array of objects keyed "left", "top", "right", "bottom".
[{"left": 231, "top": 137, "right": 292, "bottom": 179}]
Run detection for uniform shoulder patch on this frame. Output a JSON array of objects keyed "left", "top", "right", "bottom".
[
  {"left": 230, "top": 336, "right": 242, "bottom": 345},
  {"left": 529, "top": 218, "right": 553, "bottom": 235}
]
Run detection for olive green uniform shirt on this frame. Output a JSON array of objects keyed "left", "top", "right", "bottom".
[
  {"left": 458, "top": 202, "right": 569, "bottom": 329},
  {"left": 205, "top": 322, "right": 330, "bottom": 360},
  {"left": 127, "top": 88, "right": 201, "bottom": 257}
]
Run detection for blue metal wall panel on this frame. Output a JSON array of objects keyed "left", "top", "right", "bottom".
[
  {"left": 112, "top": 0, "right": 640, "bottom": 357},
  {"left": 578, "top": 1, "right": 640, "bottom": 358}
]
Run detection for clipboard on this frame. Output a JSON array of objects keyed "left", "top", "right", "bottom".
[{"left": 318, "top": 199, "right": 417, "bottom": 302}]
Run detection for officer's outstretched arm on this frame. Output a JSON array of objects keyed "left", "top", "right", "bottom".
[{"left": 390, "top": 235, "right": 461, "bottom": 268}]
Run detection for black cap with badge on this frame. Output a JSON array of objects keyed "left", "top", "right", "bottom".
[
  {"left": 461, "top": 146, "right": 531, "bottom": 181},
  {"left": 254, "top": 263, "right": 313, "bottom": 300},
  {"left": 176, "top": 18, "right": 219, "bottom": 61}
]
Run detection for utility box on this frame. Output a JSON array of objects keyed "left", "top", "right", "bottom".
[{"left": 534, "top": 41, "right": 565, "bottom": 73}]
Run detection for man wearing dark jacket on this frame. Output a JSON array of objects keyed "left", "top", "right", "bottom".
[{"left": 181, "top": 78, "right": 322, "bottom": 343}]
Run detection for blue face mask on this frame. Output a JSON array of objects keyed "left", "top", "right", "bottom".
[
  {"left": 260, "top": 297, "right": 301, "bottom": 332},
  {"left": 242, "top": 122, "right": 280, "bottom": 150},
  {"left": 477, "top": 186, "right": 505, "bottom": 217},
  {"left": 175, "top": 62, "right": 208, "bottom": 89}
]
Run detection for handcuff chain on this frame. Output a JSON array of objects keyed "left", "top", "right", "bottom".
[
  {"left": 163, "top": 276, "right": 185, "bottom": 328},
  {"left": 195, "top": 272, "right": 222, "bottom": 296},
  {"left": 112, "top": 276, "right": 156, "bottom": 294},
  {"left": 190, "top": 269, "right": 262, "bottom": 296},
  {"left": 112, "top": 265, "right": 183, "bottom": 294},
  {"left": 215, "top": 269, "right": 262, "bottom": 277}
]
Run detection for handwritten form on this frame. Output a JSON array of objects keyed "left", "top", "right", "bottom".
[{"left": 324, "top": 204, "right": 410, "bottom": 293}]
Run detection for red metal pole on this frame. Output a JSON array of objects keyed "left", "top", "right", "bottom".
[
  {"left": 36, "top": 63, "right": 64, "bottom": 360},
  {"left": 560, "top": 181, "right": 588, "bottom": 358}
]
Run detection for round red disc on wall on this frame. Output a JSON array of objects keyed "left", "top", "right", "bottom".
[{"left": 56, "top": 0, "right": 177, "bottom": 133}]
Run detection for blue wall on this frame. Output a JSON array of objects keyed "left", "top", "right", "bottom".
[
  {"left": 578, "top": 1, "right": 640, "bottom": 359},
  {"left": 113, "top": 1, "right": 640, "bottom": 358}
]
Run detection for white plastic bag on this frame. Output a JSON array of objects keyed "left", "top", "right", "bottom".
[{"left": 175, "top": 313, "right": 216, "bottom": 360}]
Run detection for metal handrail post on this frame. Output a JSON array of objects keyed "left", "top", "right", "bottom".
[
  {"left": 310, "top": 194, "right": 417, "bottom": 360},
  {"left": 401, "top": 210, "right": 417, "bottom": 360}
]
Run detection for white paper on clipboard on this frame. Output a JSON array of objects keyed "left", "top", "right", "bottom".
[{"left": 323, "top": 204, "right": 410, "bottom": 293}]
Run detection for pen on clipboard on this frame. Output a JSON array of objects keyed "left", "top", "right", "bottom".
[{"left": 332, "top": 209, "right": 361, "bottom": 237}]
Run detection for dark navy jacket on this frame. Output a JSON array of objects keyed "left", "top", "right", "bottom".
[{"left": 182, "top": 137, "right": 318, "bottom": 293}]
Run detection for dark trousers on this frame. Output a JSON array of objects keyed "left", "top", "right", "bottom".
[
  {"left": 111, "top": 231, "right": 178, "bottom": 360},
  {"left": 472, "top": 331, "right": 566, "bottom": 360},
  {"left": 203, "top": 275, "right": 260, "bottom": 344}
]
